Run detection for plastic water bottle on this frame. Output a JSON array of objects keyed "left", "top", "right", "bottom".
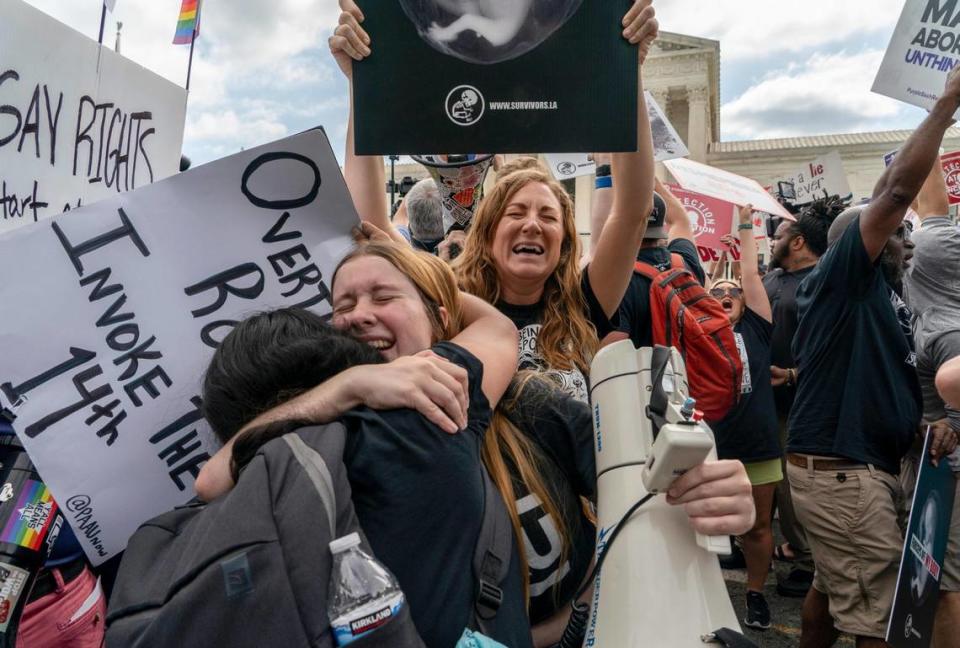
[{"left": 328, "top": 532, "right": 405, "bottom": 646}]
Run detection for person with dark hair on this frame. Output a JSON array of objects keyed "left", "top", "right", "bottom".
[
  {"left": 786, "top": 67, "right": 960, "bottom": 648},
  {"left": 762, "top": 197, "right": 839, "bottom": 597}
]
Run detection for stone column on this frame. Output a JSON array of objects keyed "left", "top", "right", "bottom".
[{"left": 686, "top": 86, "right": 709, "bottom": 163}]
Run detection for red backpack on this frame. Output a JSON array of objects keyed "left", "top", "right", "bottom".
[{"left": 634, "top": 254, "right": 742, "bottom": 421}]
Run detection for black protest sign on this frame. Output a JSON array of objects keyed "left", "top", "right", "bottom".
[{"left": 353, "top": 0, "right": 637, "bottom": 154}]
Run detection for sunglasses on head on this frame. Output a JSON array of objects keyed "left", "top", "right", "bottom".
[{"left": 710, "top": 286, "right": 742, "bottom": 299}]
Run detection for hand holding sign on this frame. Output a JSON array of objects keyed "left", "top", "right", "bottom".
[
  {"left": 329, "top": 0, "right": 371, "bottom": 79},
  {"left": 622, "top": 0, "right": 658, "bottom": 62}
]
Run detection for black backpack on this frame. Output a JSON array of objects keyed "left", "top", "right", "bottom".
[{"left": 106, "top": 423, "right": 513, "bottom": 647}]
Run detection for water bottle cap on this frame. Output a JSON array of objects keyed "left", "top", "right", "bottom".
[{"left": 329, "top": 532, "right": 362, "bottom": 554}]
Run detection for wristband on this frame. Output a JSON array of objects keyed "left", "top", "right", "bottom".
[
  {"left": 595, "top": 176, "right": 613, "bottom": 189},
  {"left": 595, "top": 164, "right": 611, "bottom": 177},
  {"left": 737, "top": 223, "right": 754, "bottom": 231}
]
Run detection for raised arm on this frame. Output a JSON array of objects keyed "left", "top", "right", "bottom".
[
  {"left": 917, "top": 155, "right": 950, "bottom": 219},
  {"left": 736, "top": 205, "right": 771, "bottom": 322},
  {"left": 658, "top": 178, "right": 695, "bottom": 244},
  {"left": 587, "top": 154, "right": 614, "bottom": 262},
  {"left": 586, "top": 0, "right": 658, "bottom": 317},
  {"left": 331, "top": 0, "right": 407, "bottom": 244},
  {"left": 862, "top": 67, "right": 960, "bottom": 259}
]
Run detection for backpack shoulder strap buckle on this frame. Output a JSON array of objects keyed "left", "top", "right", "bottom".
[{"left": 475, "top": 578, "right": 504, "bottom": 621}]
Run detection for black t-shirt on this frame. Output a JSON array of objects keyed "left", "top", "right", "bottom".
[
  {"left": 710, "top": 308, "right": 782, "bottom": 463},
  {"left": 786, "top": 217, "right": 922, "bottom": 474},
  {"left": 617, "top": 238, "right": 706, "bottom": 349},
  {"left": 497, "top": 266, "right": 616, "bottom": 403},
  {"left": 763, "top": 266, "right": 815, "bottom": 418},
  {"left": 502, "top": 378, "right": 596, "bottom": 624},
  {"left": 342, "top": 343, "right": 531, "bottom": 648}
]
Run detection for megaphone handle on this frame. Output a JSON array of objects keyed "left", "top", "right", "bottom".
[{"left": 697, "top": 532, "right": 731, "bottom": 554}]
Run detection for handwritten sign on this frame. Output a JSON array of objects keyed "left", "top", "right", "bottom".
[
  {"left": 777, "top": 151, "right": 852, "bottom": 205},
  {"left": 873, "top": 0, "right": 960, "bottom": 117},
  {"left": 0, "top": 0, "right": 186, "bottom": 236},
  {"left": 0, "top": 129, "right": 359, "bottom": 563},
  {"left": 663, "top": 158, "right": 793, "bottom": 219}
]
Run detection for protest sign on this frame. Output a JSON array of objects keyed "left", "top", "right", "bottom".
[
  {"left": 0, "top": 128, "right": 359, "bottom": 564},
  {"left": 546, "top": 154, "right": 595, "bottom": 181},
  {"left": 941, "top": 150, "right": 960, "bottom": 204},
  {"left": 0, "top": 0, "right": 187, "bottom": 236},
  {"left": 884, "top": 148, "right": 900, "bottom": 167},
  {"left": 663, "top": 158, "right": 793, "bottom": 219},
  {"left": 353, "top": 0, "right": 637, "bottom": 154},
  {"left": 666, "top": 185, "right": 736, "bottom": 251},
  {"left": 777, "top": 151, "right": 852, "bottom": 205},
  {"left": 886, "top": 431, "right": 957, "bottom": 647},
  {"left": 873, "top": 0, "right": 960, "bottom": 117}
]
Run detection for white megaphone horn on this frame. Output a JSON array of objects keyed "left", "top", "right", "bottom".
[{"left": 412, "top": 154, "right": 494, "bottom": 234}]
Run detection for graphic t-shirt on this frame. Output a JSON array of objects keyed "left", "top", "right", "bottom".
[
  {"left": 787, "top": 216, "right": 922, "bottom": 474},
  {"left": 497, "top": 266, "right": 616, "bottom": 403},
  {"left": 502, "top": 378, "right": 596, "bottom": 624},
  {"left": 617, "top": 238, "right": 706, "bottom": 349},
  {"left": 710, "top": 308, "right": 781, "bottom": 463},
  {"left": 763, "top": 265, "right": 815, "bottom": 418},
  {"left": 342, "top": 342, "right": 531, "bottom": 648}
]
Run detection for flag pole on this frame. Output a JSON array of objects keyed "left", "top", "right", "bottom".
[
  {"left": 97, "top": 2, "right": 108, "bottom": 45},
  {"left": 185, "top": 0, "right": 202, "bottom": 91}
]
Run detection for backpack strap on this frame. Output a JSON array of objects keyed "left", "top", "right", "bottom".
[
  {"left": 282, "top": 433, "right": 337, "bottom": 537},
  {"left": 668, "top": 253, "right": 685, "bottom": 270},
  {"left": 634, "top": 260, "right": 660, "bottom": 278},
  {"left": 470, "top": 466, "right": 513, "bottom": 634}
]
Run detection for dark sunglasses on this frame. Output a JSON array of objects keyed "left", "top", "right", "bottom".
[{"left": 710, "top": 287, "right": 743, "bottom": 299}]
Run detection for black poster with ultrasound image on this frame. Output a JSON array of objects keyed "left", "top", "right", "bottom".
[
  {"left": 353, "top": 0, "right": 638, "bottom": 155},
  {"left": 886, "top": 431, "right": 957, "bottom": 648}
]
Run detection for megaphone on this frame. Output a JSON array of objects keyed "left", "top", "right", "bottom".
[
  {"left": 412, "top": 154, "right": 494, "bottom": 234},
  {"left": 583, "top": 342, "right": 748, "bottom": 647}
]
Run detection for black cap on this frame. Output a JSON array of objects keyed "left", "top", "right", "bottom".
[{"left": 644, "top": 192, "right": 668, "bottom": 240}]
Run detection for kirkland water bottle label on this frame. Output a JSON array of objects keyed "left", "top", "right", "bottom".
[
  {"left": 331, "top": 593, "right": 404, "bottom": 646},
  {"left": 0, "top": 562, "right": 29, "bottom": 632}
]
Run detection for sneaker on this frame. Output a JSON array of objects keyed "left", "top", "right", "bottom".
[
  {"left": 776, "top": 568, "right": 814, "bottom": 598},
  {"left": 718, "top": 539, "right": 746, "bottom": 570},
  {"left": 744, "top": 591, "right": 771, "bottom": 630}
]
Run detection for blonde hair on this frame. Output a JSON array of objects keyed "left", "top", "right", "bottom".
[
  {"left": 495, "top": 156, "right": 548, "bottom": 182},
  {"left": 333, "top": 241, "right": 463, "bottom": 342},
  {"left": 456, "top": 168, "right": 598, "bottom": 374}
]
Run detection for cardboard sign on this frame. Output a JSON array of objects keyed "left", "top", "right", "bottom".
[
  {"left": 353, "top": 0, "right": 637, "bottom": 154},
  {"left": 873, "top": 0, "right": 960, "bottom": 117},
  {"left": 0, "top": 0, "right": 187, "bottom": 235},
  {"left": 887, "top": 431, "right": 957, "bottom": 647},
  {"left": 941, "top": 151, "right": 960, "bottom": 204},
  {"left": 777, "top": 151, "right": 852, "bottom": 205},
  {"left": 663, "top": 158, "right": 793, "bottom": 220},
  {"left": 0, "top": 129, "right": 359, "bottom": 563},
  {"left": 546, "top": 153, "right": 595, "bottom": 181},
  {"left": 666, "top": 185, "right": 736, "bottom": 251}
]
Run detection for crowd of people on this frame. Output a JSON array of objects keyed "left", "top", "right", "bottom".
[{"left": 5, "top": 0, "right": 960, "bottom": 647}]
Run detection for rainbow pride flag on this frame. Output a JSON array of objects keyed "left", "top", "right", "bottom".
[
  {"left": 173, "top": 0, "right": 200, "bottom": 45},
  {"left": 0, "top": 480, "right": 57, "bottom": 551}
]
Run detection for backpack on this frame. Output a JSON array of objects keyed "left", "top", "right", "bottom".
[
  {"left": 106, "top": 424, "right": 514, "bottom": 648},
  {"left": 634, "top": 254, "right": 743, "bottom": 421}
]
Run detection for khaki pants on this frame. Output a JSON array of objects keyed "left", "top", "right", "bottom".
[
  {"left": 777, "top": 415, "right": 814, "bottom": 571},
  {"left": 787, "top": 459, "right": 904, "bottom": 638}
]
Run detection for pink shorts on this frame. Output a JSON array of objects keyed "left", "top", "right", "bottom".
[{"left": 17, "top": 564, "right": 105, "bottom": 648}]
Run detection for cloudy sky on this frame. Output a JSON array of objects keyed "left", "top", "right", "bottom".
[{"left": 22, "top": 0, "right": 929, "bottom": 166}]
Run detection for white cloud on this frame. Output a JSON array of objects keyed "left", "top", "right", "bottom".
[
  {"left": 656, "top": 0, "right": 906, "bottom": 60},
  {"left": 186, "top": 109, "right": 288, "bottom": 148},
  {"left": 721, "top": 49, "right": 908, "bottom": 139}
]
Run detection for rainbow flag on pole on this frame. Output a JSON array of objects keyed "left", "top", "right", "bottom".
[{"left": 173, "top": 0, "right": 200, "bottom": 45}]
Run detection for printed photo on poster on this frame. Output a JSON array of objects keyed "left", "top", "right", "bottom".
[
  {"left": 645, "top": 91, "right": 689, "bottom": 162},
  {"left": 353, "top": 0, "right": 637, "bottom": 155}
]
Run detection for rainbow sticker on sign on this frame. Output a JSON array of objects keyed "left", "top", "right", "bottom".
[{"left": 0, "top": 480, "right": 56, "bottom": 551}]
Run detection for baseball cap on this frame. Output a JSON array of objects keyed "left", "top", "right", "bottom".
[{"left": 644, "top": 192, "right": 668, "bottom": 240}]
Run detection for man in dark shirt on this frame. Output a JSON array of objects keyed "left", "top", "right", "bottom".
[
  {"left": 786, "top": 66, "right": 960, "bottom": 648},
  {"left": 762, "top": 201, "right": 837, "bottom": 597},
  {"left": 614, "top": 180, "right": 706, "bottom": 348}
]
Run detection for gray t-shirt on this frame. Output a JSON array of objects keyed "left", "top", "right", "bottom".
[{"left": 903, "top": 216, "right": 960, "bottom": 470}]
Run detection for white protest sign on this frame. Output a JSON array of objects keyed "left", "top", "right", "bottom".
[
  {"left": 646, "top": 90, "right": 688, "bottom": 162},
  {"left": 0, "top": 0, "right": 187, "bottom": 235},
  {"left": 872, "top": 0, "right": 960, "bottom": 117},
  {"left": 546, "top": 154, "right": 595, "bottom": 181},
  {"left": 0, "top": 129, "right": 359, "bottom": 564},
  {"left": 663, "top": 157, "right": 793, "bottom": 219},
  {"left": 777, "top": 151, "right": 852, "bottom": 205}
]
